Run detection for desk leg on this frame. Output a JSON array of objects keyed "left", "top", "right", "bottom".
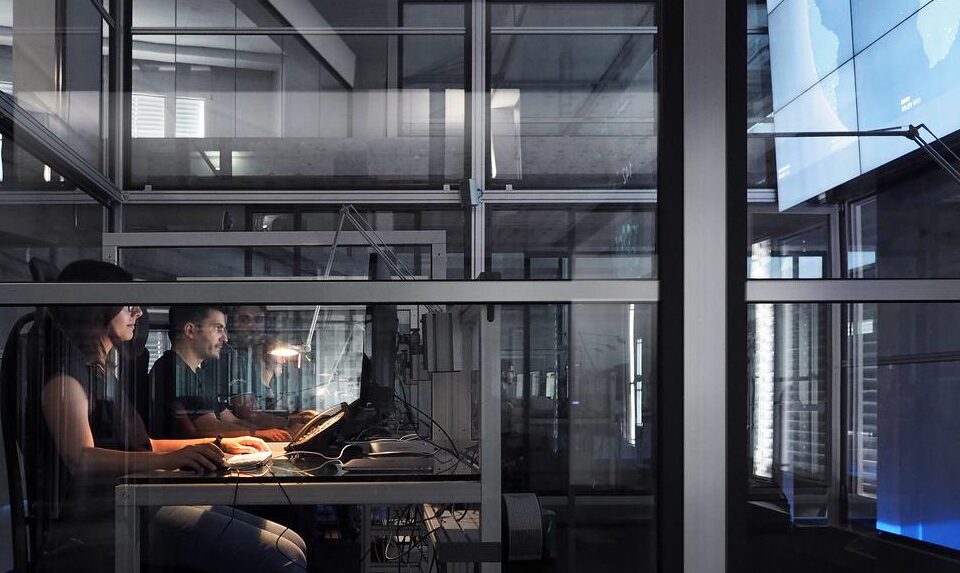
[
  {"left": 116, "top": 499, "right": 140, "bottom": 573},
  {"left": 361, "top": 505, "right": 371, "bottom": 573}
]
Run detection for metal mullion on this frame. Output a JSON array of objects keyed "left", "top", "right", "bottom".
[
  {"left": 469, "top": 0, "right": 486, "bottom": 280},
  {"left": 0, "top": 191, "right": 98, "bottom": 205},
  {"left": 685, "top": 0, "right": 727, "bottom": 572},
  {"left": 0, "top": 280, "right": 659, "bottom": 306},
  {"left": 103, "top": 230, "right": 448, "bottom": 248},
  {"left": 482, "top": 190, "right": 658, "bottom": 203},
  {"left": 490, "top": 26, "right": 658, "bottom": 35},
  {"left": 657, "top": 0, "right": 684, "bottom": 569},
  {"left": 121, "top": 189, "right": 463, "bottom": 204},
  {"left": 88, "top": 0, "right": 117, "bottom": 29},
  {"left": 131, "top": 27, "right": 465, "bottom": 36},
  {"left": 747, "top": 280, "right": 960, "bottom": 303}
]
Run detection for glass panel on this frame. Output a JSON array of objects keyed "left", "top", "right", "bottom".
[
  {"left": 0, "top": 0, "right": 11, "bottom": 90},
  {"left": 747, "top": 31, "right": 775, "bottom": 188},
  {"left": 748, "top": 0, "right": 960, "bottom": 279},
  {"left": 501, "top": 302, "right": 656, "bottom": 572},
  {"left": 748, "top": 303, "right": 832, "bottom": 522},
  {"left": 749, "top": 302, "right": 960, "bottom": 562},
  {"left": 119, "top": 206, "right": 467, "bottom": 280},
  {"left": 488, "top": 29, "right": 657, "bottom": 189},
  {"left": 0, "top": 294, "right": 656, "bottom": 573},
  {"left": 747, "top": 207, "right": 834, "bottom": 279},
  {"left": 124, "top": 204, "right": 248, "bottom": 231},
  {"left": 487, "top": 206, "right": 656, "bottom": 279},
  {"left": 133, "top": 0, "right": 466, "bottom": 29},
  {"left": 0, "top": 203, "right": 103, "bottom": 282},
  {"left": 10, "top": 0, "right": 108, "bottom": 170},
  {"left": 130, "top": 32, "right": 465, "bottom": 188},
  {"left": 122, "top": 245, "right": 440, "bottom": 280},
  {"left": 490, "top": 2, "right": 655, "bottom": 27}
]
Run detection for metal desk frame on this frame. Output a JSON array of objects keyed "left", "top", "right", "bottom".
[{"left": 115, "top": 479, "right": 481, "bottom": 573}]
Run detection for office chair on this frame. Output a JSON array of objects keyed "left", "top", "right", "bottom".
[
  {"left": 1, "top": 312, "right": 36, "bottom": 572},
  {"left": 26, "top": 259, "right": 59, "bottom": 283}
]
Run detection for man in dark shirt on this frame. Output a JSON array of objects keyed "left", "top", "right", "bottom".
[
  {"left": 221, "top": 306, "right": 316, "bottom": 429},
  {"left": 147, "top": 305, "right": 291, "bottom": 441}
]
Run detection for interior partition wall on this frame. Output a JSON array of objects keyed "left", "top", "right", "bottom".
[
  {"left": 0, "top": 2, "right": 688, "bottom": 573},
  {"left": 737, "top": 1, "right": 960, "bottom": 571}
]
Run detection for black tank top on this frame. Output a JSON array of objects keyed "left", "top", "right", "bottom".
[{"left": 39, "top": 348, "right": 152, "bottom": 568}]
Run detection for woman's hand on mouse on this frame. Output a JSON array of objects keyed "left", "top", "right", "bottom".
[{"left": 160, "top": 443, "right": 225, "bottom": 472}]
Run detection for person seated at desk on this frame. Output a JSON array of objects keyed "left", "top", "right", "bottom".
[
  {"left": 217, "top": 305, "right": 317, "bottom": 431},
  {"left": 147, "top": 305, "right": 292, "bottom": 442},
  {"left": 38, "top": 260, "right": 307, "bottom": 573}
]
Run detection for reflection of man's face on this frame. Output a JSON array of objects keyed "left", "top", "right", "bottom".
[
  {"left": 230, "top": 305, "right": 266, "bottom": 346},
  {"left": 192, "top": 310, "right": 228, "bottom": 360}
]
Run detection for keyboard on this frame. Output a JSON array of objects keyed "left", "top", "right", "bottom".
[{"left": 223, "top": 450, "right": 273, "bottom": 469}]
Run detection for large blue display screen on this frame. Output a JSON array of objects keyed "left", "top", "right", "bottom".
[{"left": 769, "top": 0, "right": 960, "bottom": 211}]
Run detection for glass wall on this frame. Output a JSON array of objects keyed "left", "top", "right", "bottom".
[
  {"left": 744, "top": 0, "right": 960, "bottom": 570},
  {"left": 0, "top": 2, "right": 665, "bottom": 573},
  {"left": 488, "top": 3, "right": 657, "bottom": 189},
  {"left": 129, "top": 1, "right": 466, "bottom": 189},
  {"left": 118, "top": 205, "right": 468, "bottom": 280},
  {"left": 0, "top": 0, "right": 113, "bottom": 174},
  {"left": 749, "top": 303, "right": 960, "bottom": 558},
  {"left": 0, "top": 298, "right": 654, "bottom": 571}
]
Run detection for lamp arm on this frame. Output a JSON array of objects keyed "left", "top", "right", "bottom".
[{"left": 305, "top": 207, "right": 349, "bottom": 353}]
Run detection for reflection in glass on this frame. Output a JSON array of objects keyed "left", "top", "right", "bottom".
[
  {"left": 1, "top": 298, "right": 656, "bottom": 571},
  {"left": 119, "top": 206, "right": 467, "bottom": 280},
  {"left": 489, "top": 32, "right": 657, "bottom": 189},
  {"left": 750, "top": 302, "right": 960, "bottom": 553},
  {"left": 501, "top": 302, "right": 656, "bottom": 572},
  {"left": 748, "top": 303, "right": 831, "bottom": 522},
  {"left": 747, "top": 208, "right": 834, "bottom": 279},
  {"left": 0, "top": 204, "right": 102, "bottom": 282},
  {"left": 133, "top": 0, "right": 465, "bottom": 29},
  {"left": 10, "top": 0, "right": 108, "bottom": 170},
  {"left": 130, "top": 30, "right": 465, "bottom": 188},
  {"left": 487, "top": 206, "right": 656, "bottom": 279}
]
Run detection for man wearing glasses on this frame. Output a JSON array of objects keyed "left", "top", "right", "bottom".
[{"left": 147, "top": 305, "right": 291, "bottom": 441}]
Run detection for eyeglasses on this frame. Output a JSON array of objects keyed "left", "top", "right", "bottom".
[{"left": 124, "top": 305, "right": 143, "bottom": 317}]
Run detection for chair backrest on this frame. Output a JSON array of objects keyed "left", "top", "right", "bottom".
[
  {"left": 26, "top": 259, "right": 59, "bottom": 283},
  {"left": 1, "top": 312, "right": 35, "bottom": 572},
  {"left": 120, "top": 307, "right": 152, "bottom": 430}
]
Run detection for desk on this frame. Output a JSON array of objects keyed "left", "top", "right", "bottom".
[{"left": 115, "top": 445, "right": 481, "bottom": 573}]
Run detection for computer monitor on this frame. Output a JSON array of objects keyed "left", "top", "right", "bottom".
[{"left": 359, "top": 303, "right": 398, "bottom": 418}]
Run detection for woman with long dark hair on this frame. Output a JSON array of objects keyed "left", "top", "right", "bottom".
[{"left": 39, "top": 260, "right": 306, "bottom": 572}]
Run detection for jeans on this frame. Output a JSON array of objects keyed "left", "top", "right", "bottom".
[{"left": 146, "top": 505, "right": 307, "bottom": 572}]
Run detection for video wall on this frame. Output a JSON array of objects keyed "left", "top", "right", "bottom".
[{"left": 768, "top": 0, "right": 960, "bottom": 210}]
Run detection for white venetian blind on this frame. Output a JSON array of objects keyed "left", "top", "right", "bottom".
[
  {"left": 175, "top": 97, "right": 205, "bottom": 138},
  {"left": 131, "top": 93, "right": 166, "bottom": 138}
]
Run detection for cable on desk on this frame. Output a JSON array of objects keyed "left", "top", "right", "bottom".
[
  {"left": 211, "top": 469, "right": 241, "bottom": 545},
  {"left": 392, "top": 390, "right": 465, "bottom": 465},
  {"left": 267, "top": 466, "right": 308, "bottom": 572},
  {"left": 385, "top": 525, "right": 444, "bottom": 562},
  {"left": 278, "top": 442, "right": 355, "bottom": 461}
]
